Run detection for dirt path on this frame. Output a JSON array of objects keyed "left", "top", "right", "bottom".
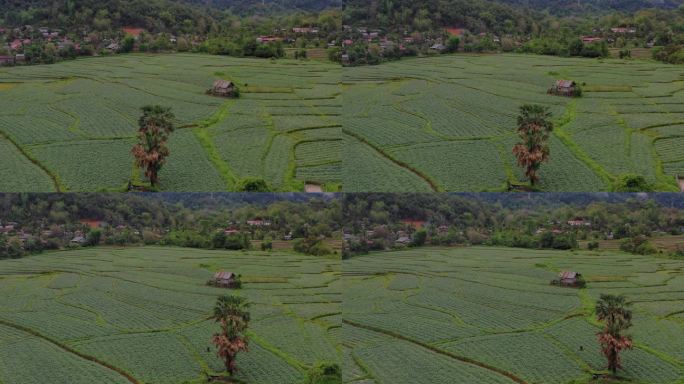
[
  {"left": 0, "top": 318, "right": 140, "bottom": 384},
  {"left": 344, "top": 131, "right": 439, "bottom": 192},
  {"left": 0, "top": 131, "right": 63, "bottom": 192},
  {"left": 343, "top": 319, "right": 529, "bottom": 384}
]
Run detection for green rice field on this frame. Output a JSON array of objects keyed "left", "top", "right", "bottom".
[
  {"left": 342, "top": 54, "right": 684, "bottom": 192},
  {"left": 0, "top": 247, "right": 341, "bottom": 384},
  {"left": 343, "top": 247, "right": 684, "bottom": 383},
  {"left": 0, "top": 54, "right": 341, "bottom": 192}
]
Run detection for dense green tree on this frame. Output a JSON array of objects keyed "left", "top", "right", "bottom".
[
  {"left": 131, "top": 105, "right": 175, "bottom": 188},
  {"left": 212, "top": 295, "right": 250, "bottom": 375},
  {"left": 596, "top": 294, "right": 633, "bottom": 375},
  {"left": 512, "top": 105, "right": 554, "bottom": 186}
]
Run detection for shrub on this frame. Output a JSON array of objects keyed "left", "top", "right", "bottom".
[
  {"left": 588, "top": 241, "right": 600, "bottom": 250},
  {"left": 236, "top": 178, "right": 271, "bottom": 192},
  {"left": 620, "top": 236, "right": 657, "bottom": 255},
  {"left": 612, "top": 174, "right": 653, "bottom": 192},
  {"left": 261, "top": 240, "right": 273, "bottom": 251},
  {"left": 306, "top": 362, "right": 341, "bottom": 384},
  {"left": 293, "top": 237, "right": 332, "bottom": 256}
]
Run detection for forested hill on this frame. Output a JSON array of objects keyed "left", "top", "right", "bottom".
[
  {"left": 343, "top": 0, "right": 681, "bottom": 32},
  {"left": 184, "top": 0, "right": 341, "bottom": 13},
  {"left": 343, "top": 0, "right": 537, "bottom": 34},
  {"left": 0, "top": 0, "right": 340, "bottom": 28},
  {"left": 496, "top": 0, "right": 682, "bottom": 13}
]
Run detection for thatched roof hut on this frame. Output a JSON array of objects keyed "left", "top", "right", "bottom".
[{"left": 208, "top": 80, "right": 238, "bottom": 98}]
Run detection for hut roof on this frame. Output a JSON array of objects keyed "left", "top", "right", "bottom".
[
  {"left": 555, "top": 80, "right": 575, "bottom": 89},
  {"left": 212, "top": 80, "right": 233, "bottom": 90},
  {"left": 559, "top": 271, "right": 579, "bottom": 279},
  {"left": 214, "top": 271, "right": 234, "bottom": 280}
]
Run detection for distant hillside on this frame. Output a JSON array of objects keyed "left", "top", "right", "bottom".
[
  {"left": 185, "top": 0, "right": 341, "bottom": 13},
  {"left": 0, "top": 0, "right": 340, "bottom": 26},
  {"left": 495, "top": 0, "right": 682, "bottom": 13}
]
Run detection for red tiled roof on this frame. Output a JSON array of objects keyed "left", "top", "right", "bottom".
[{"left": 123, "top": 27, "right": 145, "bottom": 37}]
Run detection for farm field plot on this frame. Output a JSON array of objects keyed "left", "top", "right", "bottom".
[
  {"left": 343, "top": 247, "right": 684, "bottom": 384},
  {"left": 342, "top": 54, "right": 684, "bottom": 192},
  {"left": 0, "top": 54, "right": 341, "bottom": 192},
  {"left": 0, "top": 247, "right": 341, "bottom": 384}
]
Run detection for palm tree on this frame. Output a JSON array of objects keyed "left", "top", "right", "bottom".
[
  {"left": 211, "top": 295, "right": 250, "bottom": 375},
  {"left": 512, "top": 104, "right": 553, "bottom": 186},
  {"left": 131, "top": 105, "right": 175, "bottom": 188},
  {"left": 596, "top": 294, "right": 633, "bottom": 375}
]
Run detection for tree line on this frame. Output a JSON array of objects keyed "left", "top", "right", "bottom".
[
  {"left": 343, "top": 193, "right": 684, "bottom": 256},
  {"left": 0, "top": 193, "right": 341, "bottom": 258}
]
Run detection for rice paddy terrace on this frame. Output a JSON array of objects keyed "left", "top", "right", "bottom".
[
  {"left": 343, "top": 54, "right": 684, "bottom": 192},
  {"left": 343, "top": 247, "right": 684, "bottom": 384},
  {"left": 0, "top": 54, "right": 341, "bottom": 192},
  {"left": 0, "top": 247, "right": 341, "bottom": 384}
]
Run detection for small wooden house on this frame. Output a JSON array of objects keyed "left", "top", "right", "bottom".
[
  {"left": 552, "top": 271, "right": 585, "bottom": 288},
  {"left": 208, "top": 271, "right": 241, "bottom": 288},
  {"left": 0, "top": 55, "right": 14, "bottom": 66},
  {"left": 548, "top": 80, "right": 579, "bottom": 97},
  {"left": 208, "top": 80, "right": 238, "bottom": 98}
]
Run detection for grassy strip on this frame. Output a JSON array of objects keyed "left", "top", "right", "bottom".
[
  {"left": 192, "top": 102, "right": 238, "bottom": 190},
  {"left": 177, "top": 333, "right": 214, "bottom": 377},
  {"left": 343, "top": 319, "right": 529, "bottom": 384},
  {"left": 633, "top": 342, "right": 684, "bottom": 369},
  {"left": 0, "top": 130, "right": 64, "bottom": 192},
  {"left": 246, "top": 332, "right": 308, "bottom": 372},
  {"left": 543, "top": 331, "right": 597, "bottom": 375},
  {"left": 644, "top": 132, "right": 680, "bottom": 191},
  {"left": 0, "top": 318, "right": 140, "bottom": 384},
  {"left": 350, "top": 349, "right": 379, "bottom": 382},
  {"left": 344, "top": 130, "right": 440, "bottom": 192},
  {"left": 553, "top": 100, "right": 614, "bottom": 188}
]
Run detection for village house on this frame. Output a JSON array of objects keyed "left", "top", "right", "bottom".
[
  {"left": 18, "top": 232, "right": 33, "bottom": 245},
  {"left": 106, "top": 42, "right": 120, "bottom": 51},
  {"left": 256, "top": 35, "right": 282, "bottom": 44},
  {"left": 611, "top": 27, "right": 636, "bottom": 34},
  {"left": 401, "top": 219, "right": 427, "bottom": 230},
  {"left": 14, "top": 54, "right": 25, "bottom": 63},
  {"left": 429, "top": 43, "right": 446, "bottom": 52},
  {"left": 79, "top": 219, "right": 106, "bottom": 229},
  {"left": 581, "top": 36, "right": 602, "bottom": 44},
  {"left": 567, "top": 218, "right": 591, "bottom": 227},
  {"left": 0, "top": 56, "right": 14, "bottom": 66},
  {"left": 70, "top": 235, "right": 86, "bottom": 245},
  {"left": 122, "top": 27, "right": 145, "bottom": 40},
  {"left": 293, "top": 27, "right": 318, "bottom": 34},
  {"left": 208, "top": 271, "right": 240, "bottom": 288},
  {"left": 224, "top": 227, "right": 240, "bottom": 235},
  {"left": 247, "top": 218, "right": 271, "bottom": 227},
  {"left": 446, "top": 27, "right": 466, "bottom": 37},
  {"left": 395, "top": 236, "right": 411, "bottom": 246}
]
